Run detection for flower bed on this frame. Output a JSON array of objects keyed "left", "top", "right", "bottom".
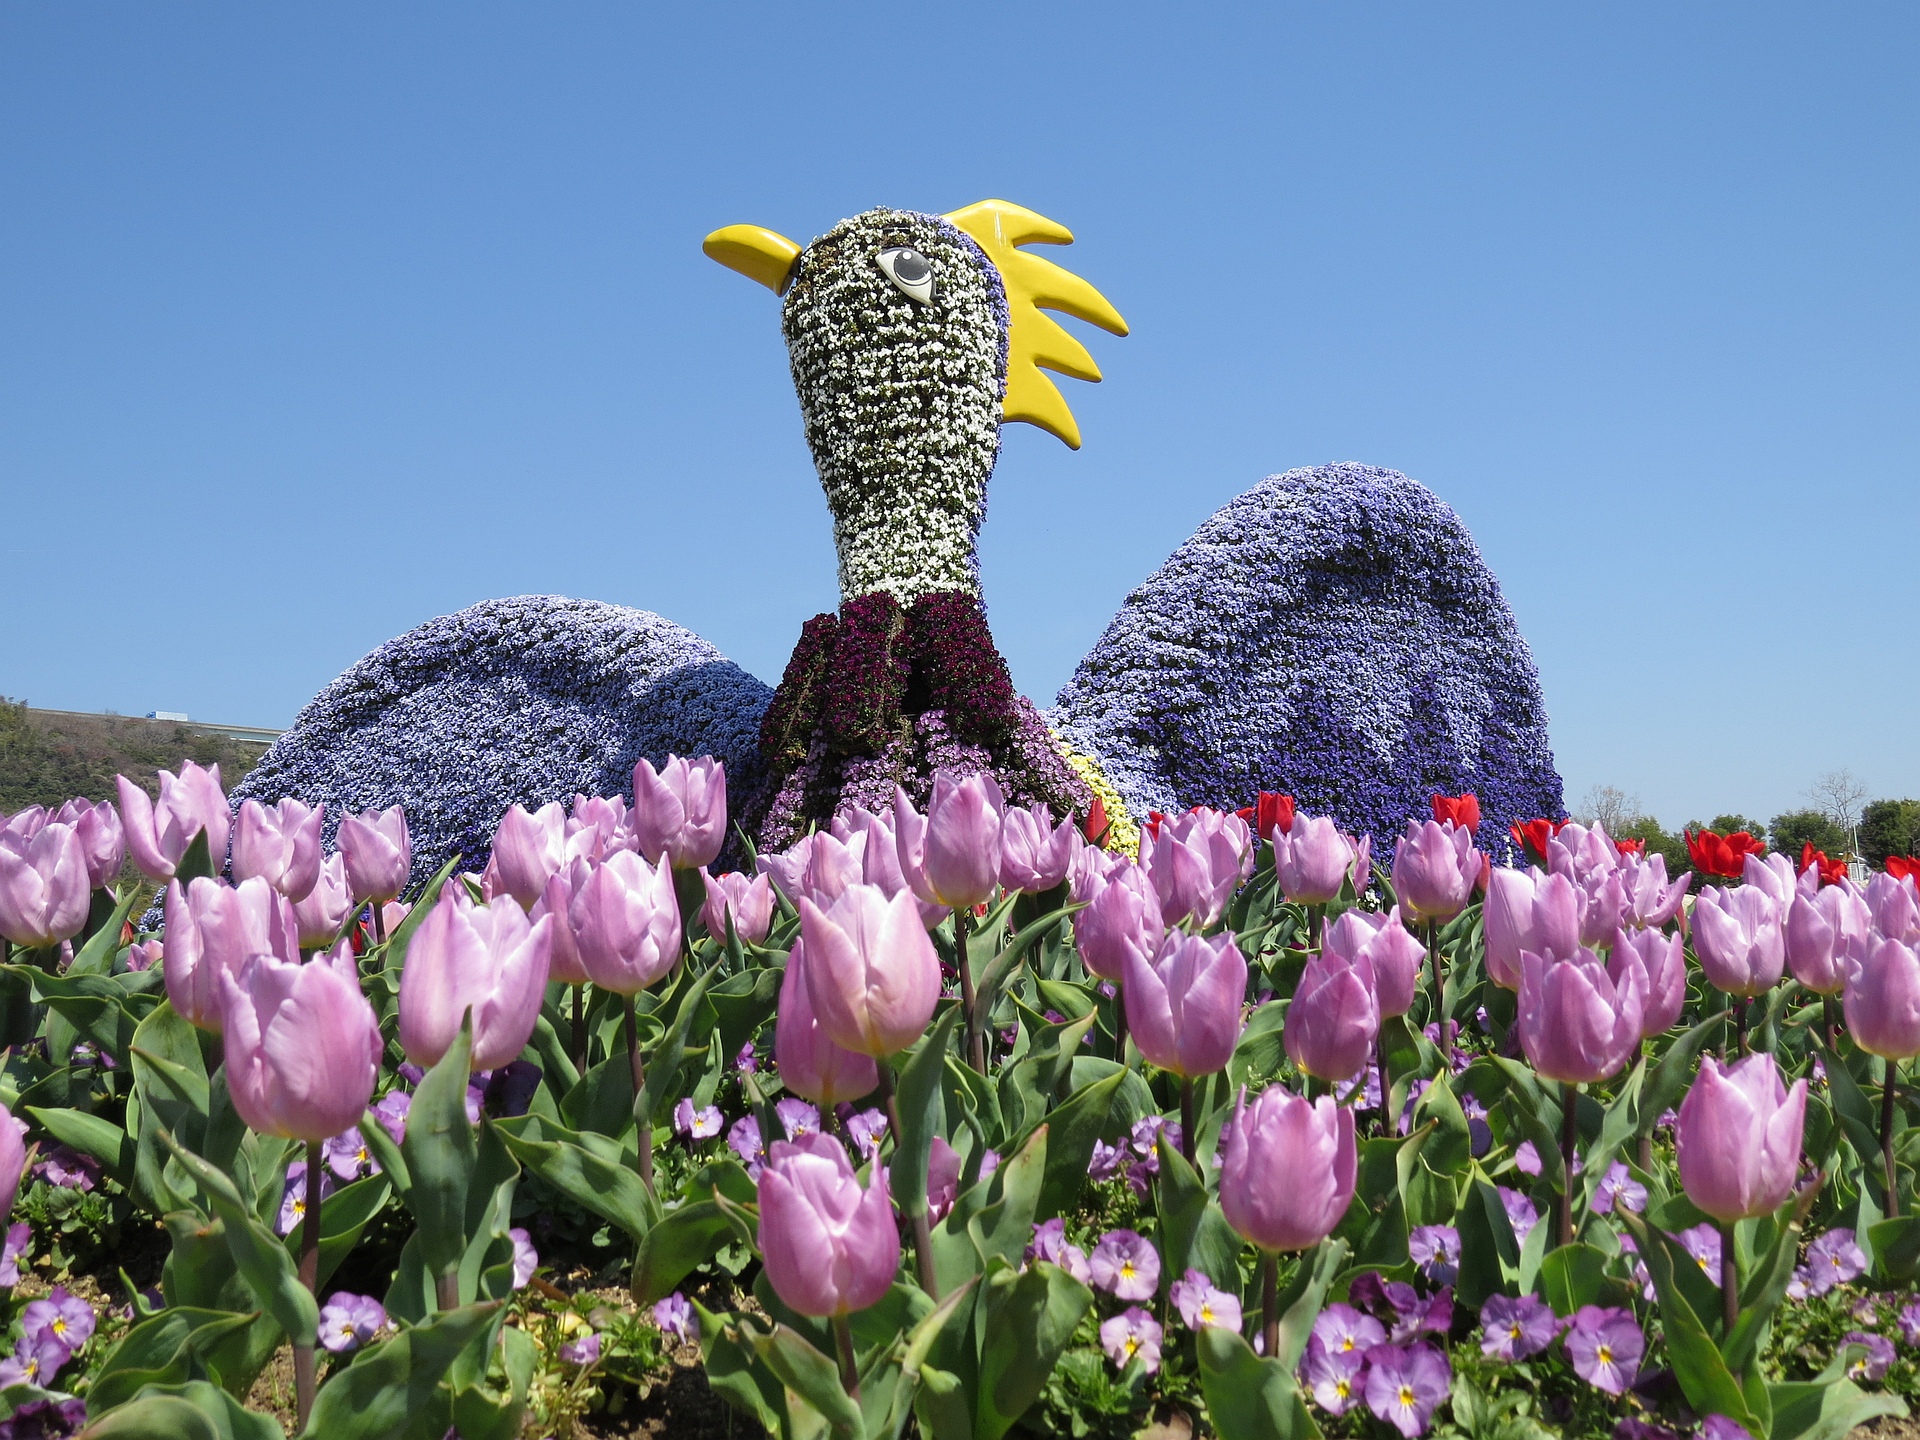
[{"left": 1, "top": 762, "right": 1918, "bottom": 1440}]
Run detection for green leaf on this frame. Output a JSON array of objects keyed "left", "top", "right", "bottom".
[
  {"left": 1031, "top": 1068, "right": 1127, "bottom": 1223},
  {"left": 1196, "top": 1325, "right": 1321, "bottom": 1440},
  {"left": 634, "top": 964, "right": 717, "bottom": 1133},
  {"left": 974, "top": 1257, "right": 1095, "bottom": 1440},
  {"left": 1767, "top": 1376, "right": 1909, "bottom": 1440},
  {"left": 1583, "top": 1060, "right": 1645, "bottom": 1200},
  {"left": 493, "top": 1119, "right": 657, "bottom": 1240},
  {"left": 558, "top": 1055, "right": 636, "bottom": 1140},
  {"left": 1618, "top": 1210, "right": 1757, "bottom": 1430},
  {"left": 174, "top": 829, "right": 214, "bottom": 886},
  {"left": 1870, "top": 1215, "right": 1920, "bottom": 1284},
  {"left": 381, "top": 853, "right": 461, "bottom": 971},
  {"left": 281, "top": 1175, "right": 392, "bottom": 1294},
  {"left": 159, "top": 1132, "right": 318, "bottom": 1349},
  {"left": 1639, "top": 1010, "right": 1730, "bottom": 1136},
  {"left": 631, "top": 1200, "right": 731, "bottom": 1304},
  {"left": 94, "top": 1381, "right": 287, "bottom": 1439},
  {"left": 74, "top": 1396, "right": 231, "bottom": 1440},
  {"left": 1456, "top": 1173, "right": 1520, "bottom": 1307},
  {"left": 87, "top": 1307, "right": 260, "bottom": 1416},
  {"left": 966, "top": 1125, "right": 1048, "bottom": 1273},
  {"left": 743, "top": 1319, "right": 865, "bottom": 1440},
  {"left": 1724, "top": 1211, "right": 1805, "bottom": 1374},
  {"left": 972, "top": 902, "right": 1080, "bottom": 1022},
  {"left": 1156, "top": 1135, "right": 1243, "bottom": 1294},
  {"left": 1538, "top": 1243, "right": 1610, "bottom": 1317},
  {"left": 1413, "top": 1073, "right": 1473, "bottom": 1178},
  {"left": 891, "top": 1004, "right": 962, "bottom": 1222},
  {"left": 299, "top": 1301, "right": 503, "bottom": 1439},
  {"left": 1228, "top": 1001, "right": 1288, "bottom": 1088},
  {"left": 1272, "top": 1239, "right": 1347, "bottom": 1374},
  {"left": 401, "top": 1017, "right": 477, "bottom": 1279},
  {"left": 27, "top": 1105, "right": 133, "bottom": 1185},
  {"left": 67, "top": 888, "right": 143, "bottom": 978}
]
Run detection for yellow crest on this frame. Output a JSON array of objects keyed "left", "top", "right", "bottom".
[
  {"left": 942, "top": 200, "right": 1128, "bottom": 450},
  {"left": 703, "top": 199, "right": 1128, "bottom": 450}
]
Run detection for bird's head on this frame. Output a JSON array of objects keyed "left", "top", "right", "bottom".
[{"left": 704, "top": 200, "right": 1127, "bottom": 452}]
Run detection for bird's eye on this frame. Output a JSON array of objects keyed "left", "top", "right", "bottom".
[{"left": 875, "top": 247, "right": 935, "bottom": 304}]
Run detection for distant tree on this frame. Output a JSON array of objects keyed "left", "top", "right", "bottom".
[
  {"left": 1770, "top": 809, "right": 1847, "bottom": 860},
  {"left": 1576, "top": 785, "right": 1643, "bottom": 835},
  {"left": 1614, "top": 814, "right": 1690, "bottom": 877},
  {"left": 1861, "top": 799, "right": 1920, "bottom": 869},
  {"left": 1689, "top": 814, "right": 1769, "bottom": 843},
  {"left": 1807, "top": 769, "right": 1871, "bottom": 853}
]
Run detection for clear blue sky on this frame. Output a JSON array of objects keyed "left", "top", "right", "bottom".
[{"left": 3, "top": 5, "right": 1915, "bottom": 829}]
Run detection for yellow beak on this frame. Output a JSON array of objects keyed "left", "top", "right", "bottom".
[{"left": 702, "top": 224, "right": 803, "bottom": 295}]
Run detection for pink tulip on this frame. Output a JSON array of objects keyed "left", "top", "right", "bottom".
[
  {"left": 1844, "top": 937, "right": 1920, "bottom": 1060},
  {"left": 1141, "top": 808, "right": 1253, "bottom": 929},
  {"left": 1675, "top": 1053, "right": 1806, "bottom": 1222},
  {"left": 338, "top": 806, "right": 411, "bottom": 905},
  {"left": 1786, "top": 883, "right": 1872, "bottom": 996},
  {"left": 1546, "top": 822, "right": 1622, "bottom": 891},
  {"left": 0, "top": 822, "right": 90, "bottom": 948},
  {"left": 1517, "top": 950, "right": 1644, "bottom": 1085},
  {"left": 1691, "top": 884, "right": 1786, "bottom": 998},
  {"left": 1122, "top": 931, "right": 1246, "bottom": 1079},
  {"left": 52, "top": 798, "right": 124, "bottom": 890},
  {"left": 231, "top": 798, "right": 325, "bottom": 903},
  {"left": 799, "top": 831, "right": 868, "bottom": 910},
  {"left": 758, "top": 835, "right": 816, "bottom": 907},
  {"left": 1391, "top": 820, "right": 1481, "bottom": 924},
  {"left": 531, "top": 863, "right": 592, "bottom": 985},
  {"left": 568, "top": 794, "right": 630, "bottom": 861},
  {"left": 1219, "top": 1087, "right": 1356, "bottom": 1252},
  {"left": 291, "top": 853, "right": 353, "bottom": 949},
  {"left": 486, "top": 803, "right": 568, "bottom": 909},
  {"left": 756, "top": 1133, "right": 899, "bottom": 1317},
  {"left": 1322, "top": 907, "right": 1424, "bottom": 1018},
  {"left": 799, "top": 884, "right": 942, "bottom": 1058},
  {"left": 0, "top": 808, "right": 45, "bottom": 856},
  {"left": 774, "top": 938, "right": 878, "bottom": 1105},
  {"left": 999, "top": 803, "right": 1080, "bottom": 894},
  {"left": 1074, "top": 863, "right": 1163, "bottom": 983},
  {"left": 221, "top": 945, "right": 382, "bottom": 1143},
  {"left": 1608, "top": 927, "right": 1687, "bottom": 1038},
  {"left": 1618, "top": 853, "right": 1691, "bottom": 929},
  {"left": 399, "top": 887, "right": 553, "bottom": 1071},
  {"left": 630, "top": 755, "right": 727, "bottom": 870},
  {"left": 702, "top": 869, "right": 773, "bottom": 946},
  {"left": 1483, "top": 868, "right": 1581, "bottom": 991},
  {"left": 1272, "top": 816, "right": 1361, "bottom": 906},
  {"left": 894, "top": 773, "right": 1005, "bottom": 910},
  {"left": 1865, "top": 874, "right": 1920, "bottom": 945},
  {"left": 1743, "top": 853, "right": 1801, "bottom": 917},
  {"left": 1068, "top": 841, "right": 1123, "bottom": 907},
  {"left": 841, "top": 807, "right": 949, "bottom": 926},
  {"left": 569, "top": 849, "right": 682, "bottom": 994},
  {"left": 116, "top": 763, "right": 229, "bottom": 882},
  {"left": 0, "top": 1102, "right": 23, "bottom": 1219},
  {"left": 164, "top": 877, "right": 301, "bottom": 1032},
  {"left": 1285, "top": 949, "right": 1378, "bottom": 1082}
]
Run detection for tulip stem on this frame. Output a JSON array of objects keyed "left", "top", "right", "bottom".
[
  {"left": 1559, "top": 1083, "right": 1578, "bottom": 1247},
  {"left": 1822, "top": 994, "right": 1837, "bottom": 1054},
  {"left": 1179, "top": 1079, "right": 1196, "bottom": 1166},
  {"left": 624, "top": 997, "right": 654, "bottom": 1192},
  {"left": 1260, "top": 1253, "right": 1280, "bottom": 1362},
  {"left": 875, "top": 1062, "right": 940, "bottom": 1300},
  {"left": 1884, "top": 1057, "right": 1901, "bottom": 1220},
  {"left": 1376, "top": 1039, "right": 1392, "bottom": 1139},
  {"left": 832, "top": 1312, "right": 861, "bottom": 1398},
  {"left": 1308, "top": 906, "right": 1323, "bottom": 955},
  {"left": 1425, "top": 920, "right": 1451, "bottom": 1067},
  {"left": 956, "top": 911, "right": 985, "bottom": 1073},
  {"left": 1113, "top": 986, "right": 1129, "bottom": 1065},
  {"left": 372, "top": 902, "right": 386, "bottom": 946},
  {"left": 1734, "top": 997, "right": 1748, "bottom": 1056},
  {"left": 294, "top": 1139, "right": 323, "bottom": 1430},
  {"left": 572, "top": 985, "right": 586, "bottom": 1070},
  {"left": 1721, "top": 1219, "right": 1739, "bottom": 1344}
]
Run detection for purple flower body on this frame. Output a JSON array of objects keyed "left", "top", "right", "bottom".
[
  {"left": 653, "top": 1292, "right": 697, "bottom": 1342},
  {"left": 1843, "top": 1330, "right": 1896, "bottom": 1382},
  {"left": 1098, "top": 1306, "right": 1163, "bottom": 1373},
  {"left": 1479, "top": 1294, "right": 1561, "bottom": 1360},
  {"left": 1089, "top": 1229, "right": 1160, "bottom": 1301},
  {"left": 1804, "top": 1228, "right": 1867, "bottom": 1294},
  {"left": 318, "top": 1292, "right": 387, "bottom": 1353},
  {"left": 1564, "top": 1305, "right": 1643, "bottom": 1394},
  {"left": 1301, "top": 1335, "right": 1367, "bottom": 1414},
  {"left": 1363, "top": 1342, "right": 1452, "bottom": 1437}
]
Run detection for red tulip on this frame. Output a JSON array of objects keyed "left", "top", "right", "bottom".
[
  {"left": 1799, "top": 843, "right": 1847, "bottom": 889},
  {"left": 1235, "top": 793, "right": 1295, "bottom": 841},
  {"left": 1615, "top": 838, "right": 1646, "bottom": 857},
  {"left": 1889, "top": 856, "right": 1920, "bottom": 883},
  {"left": 1430, "top": 794, "right": 1480, "bottom": 832},
  {"left": 1508, "top": 818, "right": 1568, "bottom": 868},
  {"left": 1081, "top": 795, "right": 1110, "bottom": 847},
  {"left": 1685, "top": 828, "right": 1765, "bottom": 880}
]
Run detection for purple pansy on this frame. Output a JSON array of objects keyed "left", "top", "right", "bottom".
[
  {"left": 1089, "top": 1230, "right": 1160, "bottom": 1301},
  {"left": 775, "top": 1098, "right": 820, "bottom": 1139},
  {"left": 845, "top": 1108, "right": 888, "bottom": 1160},
  {"left": 1301, "top": 1335, "right": 1367, "bottom": 1415},
  {"left": 1313, "top": 1302, "right": 1387, "bottom": 1357},
  {"left": 1564, "top": 1305, "right": 1643, "bottom": 1394},
  {"left": 1408, "top": 1226, "right": 1460, "bottom": 1285},
  {"left": 0, "top": 1222, "right": 31, "bottom": 1286},
  {"left": 318, "top": 1292, "right": 387, "bottom": 1353},
  {"left": 560, "top": 1331, "right": 602, "bottom": 1366},
  {"left": 1363, "top": 1342, "right": 1452, "bottom": 1438},
  {"left": 1169, "top": 1269, "right": 1242, "bottom": 1331},
  {"left": 509, "top": 1228, "right": 538, "bottom": 1289},
  {"left": 1098, "top": 1307, "right": 1163, "bottom": 1374},
  {"left": 1479, "top": 1294, "right": 1561, "bottom": 1361},
  {"left": 728, "top": 1115, "right": 765, "bottom": 1178},
  {"left": 1804, "top": 1229, "right": 1867, "bottom": 1295},
  {"left": 653, "top": 1292, "right": 697, "bottom": 1343},
  {"left": 1843, "top": 1331, "right": 1896, "bottom": 1382},
  {"left": 1591, "top": 1162, "right": 1646, "bottom": 1215}
]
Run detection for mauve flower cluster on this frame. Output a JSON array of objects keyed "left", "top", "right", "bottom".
[
  {"left": 1050, "top": 464, "right": 1564, "bottom": 850},
  {"left": 231, "top": 597, "right": 771, "bottom": 890}
]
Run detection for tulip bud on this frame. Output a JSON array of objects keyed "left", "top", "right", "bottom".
[
  {"left": 1844, "top": 937, "right": 1920, "bottom": 1060},
  {"left": 844, "top": 808, "right": 949, "bottom": 927},
  {"left": 1865, "top": 873, "right": 1920, "bottom": 945},
  {"left": 222, "top": 946, "right": 382, "bottom": 1144},
  {"left": 799, "top": 831, "right": 867, "bottom": 910},
  {"left": 799, "top": 885, "right": 941, "bottom": 1058},
  {"left": 1618, "top": 853, "right": 1690, "bottom": 930},
  {"left": 291, "top": 853, "right": 354, "bottom": 949},
  {"left": 757, "top": 835, "right": 816, "bottom": 907},
  {"left": 52, "top": 798, "right": 124, "bottom": 891},
  {"left": 1785, "top": 884, "right": 1871, "bottom": 996},
  {"left": 116, "top": 763, "right": 229, "bottom": 882},
  {"left": 1272, "top": 816, "right": 1360, "bottom": 906},
  {"left": 531, "top": 863, "right": 592, "bottom": 985},
  {"left": 399, "top": 887, "right": 552, "bottom": 1072},
  {"left": 231, "top": 798, "right": 325, "bottom": 903},
  {"left": 999, "top": 803, "right": 1079, "bottom": 894},
  {"left": 894, "top": 773, "right": 1005, "bottom": 910},
  {"left": 701, "top": 870, "right": 773, "bottom": 946},
  {"left": 487, "top": 803, "right": 568, "bottom": 909},
  {"left": 1517, "top": 950, "right": 1644, "bottom": 1085},
  {"left": 0, "top": 1103, "right": 23, "bottom": 1220},
  {"left": 1323, "top": 908, "right": 1424, "bottom": 1018},
  {"left": 164, "top": 877, "right": 301, "bottom": 1032},
  {"left": 774, "top": 938, "right": 878, "bottom": 1105},
  {"left": 1609, "top": 927, "right": 1687, "bottom": 1038},
  {"left": 630, "top": 755, "right": 727, "bottom": 870},
  {"left": 1122, "top": 931, "right": 1247, "bottom": 1079},
  {"left": 1691, "top": 884, "right": 1786, "bottom": 998},
  {"left": 1219, "top": 1087, "right": 1356, "bottom": 1253},
  {"left": 338, "top": 806, "right": 411, "bottom": 905},
  {"left": 1483, "top": 868, "right": 1581, "bottom": 991},
  {"left": 569, "top": 849, "right": 683, "bottom": 995},
  {"left": 1074, "top": 863, "right": 1163, "bottom": 983},
  {"left": 1545, "top": 822, "right": 1621, "bottom": 891},
  {"left": 1391, "top": 820, "right": 1481, "bottom": 924},
  {"left": 1675, "top": 1053, "right": 1806, "bottom": 1222},
  {"left": 756, "top": 1133, "right": 900, "bottom": 1317},
  {"left": 1284, "top": 949, "right": 1378, "bottom": 1082},
  {"left": 0, "top": 822, "right": 91, "bottom": 948},
  {"left": 1141, "top": 808, "right": 1253, "bottom": 929}
]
